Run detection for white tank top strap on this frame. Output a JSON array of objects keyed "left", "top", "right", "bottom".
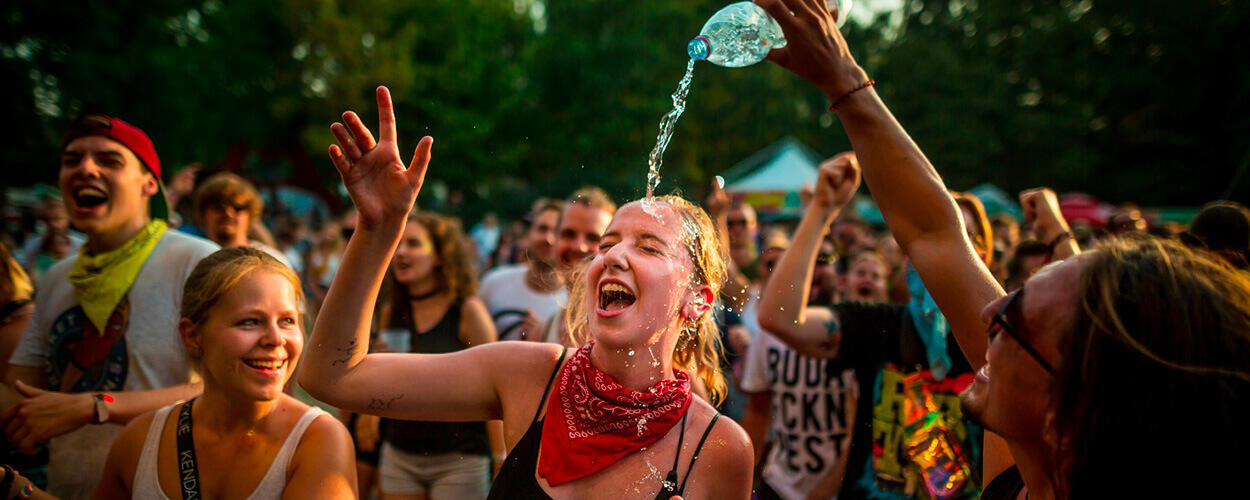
[
  {"left": 245, "top": 406, "right": 329, "bottom": 500},
  {"left": 132, "top": 403, "right": 179, "bottom": 500}
]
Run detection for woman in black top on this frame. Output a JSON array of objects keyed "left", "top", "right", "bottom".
[
  {"left": 301, "top": 88, "right": 753, "bottom": 499},
  {"left": 368, "top": 212, "right": 500, "bottom": 499}
]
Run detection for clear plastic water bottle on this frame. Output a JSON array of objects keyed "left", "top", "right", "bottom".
[{"left": 688, "top": 0, "right": 852, "bottom": 68}]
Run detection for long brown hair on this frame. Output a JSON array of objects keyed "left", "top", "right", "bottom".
[
  {"left": 387, "top": 212, "right": 478, "bottom": 331},
  {"left": 1052, "top": 236, "right": 1250, "bottom": 496},
  {"left": 565, "top": 196, "right": 729, "bottom": 405},
  {"left": 952, "top": 191, "right": 993, "bottom": 266}
]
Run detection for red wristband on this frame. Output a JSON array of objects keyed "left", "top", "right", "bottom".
[{"left": 830, "top": 80, "right": 875, "bottom": 111}]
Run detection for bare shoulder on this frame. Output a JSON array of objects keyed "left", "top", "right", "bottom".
[
  {"left": 290, "top": 399, "right": 354, "bottom": 470},
  {"left": 286, "top": 402, "right": 357, "bottom": 496},
  {"left": 461, "top": 296, "right": 490, "bottom": 315},
  {"left": 476, "top": 339, "right": 566, "bottom": 372},
  {"left": 684, "top": 399, "right": 753, "bottom": 499},
  {"left": 102, "top": 406, "right": 165, "bottom": 490}
]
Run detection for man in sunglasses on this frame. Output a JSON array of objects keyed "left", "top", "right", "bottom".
[
  {"left": 192, "top": 172, "right": 290, "bottom": 267},
  {"left": 4, "top": 115, "right": 217, "bottom": 498}
]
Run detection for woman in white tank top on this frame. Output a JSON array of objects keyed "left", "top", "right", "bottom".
[{"left": 92, "top": 247, "right": 356, "bottom": 499}]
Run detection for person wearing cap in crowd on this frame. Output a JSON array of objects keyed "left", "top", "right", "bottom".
[
  {"left": 2, "top": 115, "right": 217, "bottom": 499},
  {"left": 192, "top": 172, "right": 291, "bottom": 267}
]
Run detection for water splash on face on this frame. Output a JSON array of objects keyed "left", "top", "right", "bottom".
[{"left": 644, "top": 59, "right": 697, "bottom": 206}]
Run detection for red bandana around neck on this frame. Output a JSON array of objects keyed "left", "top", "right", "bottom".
[{"left": 538, "top": 341, "right": 693, "bottom": 486}]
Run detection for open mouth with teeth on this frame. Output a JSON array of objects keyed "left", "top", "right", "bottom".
[
  {"left": 855, "top": 286, "right": 875, "bottom": 298},
  {"left": 73, "top": 186, "right": 109, "bottom": 209},
  {"left": 243, "top": 358, "right": 287, "bottom": 374},
  {"left": 599, "top": 282, "right": 637, "bottom": 312}
]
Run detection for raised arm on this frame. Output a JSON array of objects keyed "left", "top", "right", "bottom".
[
  {"left": 297, "top": 87, "right": 534, "bottom": 423},
  {"left": 757, "top": 0, "right": 1002, "bottom": 367},
  {"left": 1020, "top": 188, "right": 1079, "bottom": 260},
  {"left": 757, "top": 155, "right": 858, "bottom": 359}
]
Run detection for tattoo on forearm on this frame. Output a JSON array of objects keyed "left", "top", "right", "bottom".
[
  {"left": 367, "top": 394, "right": 403, "bottom": 410},
  {"left": 331, "top": 338, "right": 360, "bottom": 366}
]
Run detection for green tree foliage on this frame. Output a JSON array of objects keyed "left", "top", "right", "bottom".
[
  {"left": 874, "top": 0, "right": 1250, "bottom": 202},
  {"left": 2, "top": 0, "right": 1246, "bottom": 220}
]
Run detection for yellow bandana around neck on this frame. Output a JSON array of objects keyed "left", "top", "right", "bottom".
[{"left": 68, "top": 220, "right": 167, "bottom": 334}]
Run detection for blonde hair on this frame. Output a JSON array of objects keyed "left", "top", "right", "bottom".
[
  {"left": 181, "top": 246, "right": 304, "bottom": 327},
  {"left": 565, "top": 196, "right": 729, "bottom": 405}
]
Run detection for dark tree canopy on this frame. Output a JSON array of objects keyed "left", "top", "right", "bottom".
[{"left": 3, "top": 0, "right": 1246, "bottom": 222}]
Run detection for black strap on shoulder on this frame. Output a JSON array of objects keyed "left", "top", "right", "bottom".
[
  {"left": 532, "top": 348, "right": 568, "bottom": 423},
  {"left": 657, "top": 411, "right": 691, "bottom": 498},
  {"left": 677, "top": 413, "right": 721, "bottom": 493},
  {"left": 176, "top": 399, "right": 202, "bottom": 500},
  {"left": 668, "top": 412, "right": 690, "bottom": 473}
]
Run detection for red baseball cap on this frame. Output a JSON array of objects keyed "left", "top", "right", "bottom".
[{"left": 61, "top": 115, "right": 169, "bottom": 220}]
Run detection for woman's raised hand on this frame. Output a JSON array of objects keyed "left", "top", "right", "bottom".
[
  {"left": 755, "top": 0, "right": 869, "bottom": 102},
  {"left": 328, "top": 86, "right": 433, "bottom": 229}
]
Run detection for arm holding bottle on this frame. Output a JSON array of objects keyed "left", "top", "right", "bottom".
[{"left": 756, "top": 0, "right": 1002, "bottom": 367}]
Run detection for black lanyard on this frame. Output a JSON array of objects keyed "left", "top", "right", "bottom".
[{"left": 176, "top": 398, "right": 202, "bottom": 499}]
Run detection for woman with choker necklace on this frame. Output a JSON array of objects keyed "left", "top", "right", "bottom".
[
  {"left": 93, "top": 247, "right": 356, "bottom": 499},
  {"left": 363, "top": 211, "right": 502, "bottom": 500},
  {"left": 301, "top": 87, "right": 753, "bottom": 499}
]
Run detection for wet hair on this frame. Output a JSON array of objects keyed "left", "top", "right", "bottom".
[
  {"left": 387, "top": 212, "right": 479, "bottom": 328},
  {"left": 180, "top": 247, "right": 304, "bottom": 373},
  {"left": 952, "top": 191, "right": 993, "bottom": 266},
  {"left": 1052, "top": 237, "right": 1250, "bottom": 496},
  {"left": 566, "top": 196, "right": 728, "bottom": 405},
  {"left": 193, "top": 172, "right": 264, "bottom": 223}
]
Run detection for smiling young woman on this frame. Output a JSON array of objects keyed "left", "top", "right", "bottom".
[
  {"left": 92, "top": 247, "right": 356, "bottom": 499},
  {"left": 299, "top": 87, "right": 753, "bottom": 499}
]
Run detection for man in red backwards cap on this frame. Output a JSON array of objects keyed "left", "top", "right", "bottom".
[{"left": 4, "top": 115, "right": 218, "bottom": 498}]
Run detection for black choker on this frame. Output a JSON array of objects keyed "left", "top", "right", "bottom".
[{"left": 409, "top": 288, "right": 441, "bottom": 301}]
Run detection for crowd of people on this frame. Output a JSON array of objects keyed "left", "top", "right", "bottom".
[{"left": 2, "top": 0, "right": 1249, "bottom": 498}]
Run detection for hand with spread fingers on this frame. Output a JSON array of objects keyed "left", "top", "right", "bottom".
[
  {"left": 328, "top": 86, "right": 434, "bottom": 229},
  {"left": 755, "top": 0, "right": 870, "bottom": 102}
]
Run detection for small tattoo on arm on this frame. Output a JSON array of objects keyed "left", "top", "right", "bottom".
[
  {"left": 822, "top": 317, "right": 841, "bottom": 350},
  {"left": 331, "top": 338, "right": 360, "bottom": 366},
  {"left": 367, "top": 394, "right": 403, "bottom": 410}
]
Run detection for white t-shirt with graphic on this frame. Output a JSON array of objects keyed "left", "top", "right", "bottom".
[
  {"left": 742, "top": 327, "right": 858, "bottom": 500},
  {"left": 9, "top": 230, "right": 217, "bottom": 499},
  {"left": 478, "top": 264, "right": 567, "bottom": 341}
]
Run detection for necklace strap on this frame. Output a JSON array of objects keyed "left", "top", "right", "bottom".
[
  {"left": 409, "top": 287, "right": 441, "bottom": 301},
  {"left": 176, "top": 399, "right": 202, "bottom": 500}
]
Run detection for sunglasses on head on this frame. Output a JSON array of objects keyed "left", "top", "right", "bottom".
[{"left": 988, "top": 288, "right": 1057, "bottom": 375}]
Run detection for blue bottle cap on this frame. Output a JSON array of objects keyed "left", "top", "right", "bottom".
[{"left": 687, "top": 36, "right": 711, "bottom": 61}]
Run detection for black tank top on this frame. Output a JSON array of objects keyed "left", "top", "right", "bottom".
[
  {"left": 382, "top": 299, "right": 491, "bottom": 455},
  {"left": 488, "top": 349, "right": 721, "bottom": 499}
]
